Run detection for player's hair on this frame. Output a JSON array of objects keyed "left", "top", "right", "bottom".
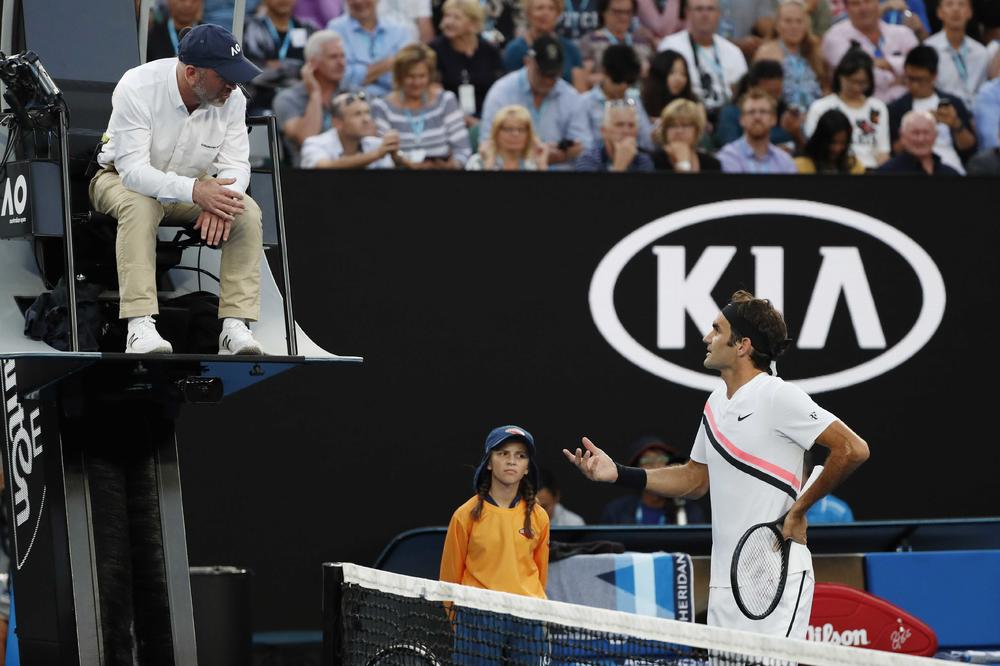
[
  {"left": 726, "top": 290, "right": 792, "bottom": 372},
  {"left": 471, "top": 467, "right": 538, "bottom": 538}
]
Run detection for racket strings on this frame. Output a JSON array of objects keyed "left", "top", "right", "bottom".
[{"left": 735, "top": 527, "right": 786, "bottom": 616}]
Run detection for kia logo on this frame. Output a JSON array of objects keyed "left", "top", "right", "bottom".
[{"left": 589, "top": 199, "right": 946, "bottom": 394}]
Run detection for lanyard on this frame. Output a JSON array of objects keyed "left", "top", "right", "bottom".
[
  {"left": 263, "top": 16, "right": 294, "bottom": 60},
  {"left": 949, "top": 43, "right": 969, "bottom": 83},
  {"left": 404, "top": 101, "right": 427, "bottom": 137},
  {"left": 167, "top": 20, "right": 181, "bottom": 55},
  {"left": 601, "top": 28, "right": 632, "bottom": 46},
  {"left": 873, "top": 33, "right": 886, "bottom": 59}
]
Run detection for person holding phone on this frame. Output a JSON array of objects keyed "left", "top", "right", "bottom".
[{"left": 887, "top": 45, "right": 977, "bottom": 173}]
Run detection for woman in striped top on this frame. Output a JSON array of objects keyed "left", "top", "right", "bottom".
[{"left": 370, "top": 43, "right": 473, "bottom": 169}]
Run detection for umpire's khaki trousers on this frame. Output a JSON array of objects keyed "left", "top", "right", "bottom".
[{"left": 89, "top": 168, "right": 262, "bottom": 321}]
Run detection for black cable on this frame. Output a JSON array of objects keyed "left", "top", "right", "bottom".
[
  {"left": 197, "top": 243, "right": 203, "bottom": 292},
  {"left": 169, "top": 265, "right": 220, "bottom": 284}
]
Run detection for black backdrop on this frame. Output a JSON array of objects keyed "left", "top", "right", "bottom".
[{"left": 177, "top": 171, "right": 999, "bottom": 631}]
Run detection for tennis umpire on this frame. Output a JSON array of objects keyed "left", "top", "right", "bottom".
[
  {"left": 565, "top": 290, "right": 869, "bottom": 638},
  {"left": 90, "top": 24, "right": 265, "bottom": 355}
]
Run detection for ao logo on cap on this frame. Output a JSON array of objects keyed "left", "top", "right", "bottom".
[
  {"left": 231, "top": 43, "right": 242, "bottom": 56},
  {"left": 589, "top": 199, "right": 946, "bottom": 394}
]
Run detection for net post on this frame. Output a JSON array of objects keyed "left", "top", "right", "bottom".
[{"left": 322, "top": 563, "right": 344, "bottom": 665}]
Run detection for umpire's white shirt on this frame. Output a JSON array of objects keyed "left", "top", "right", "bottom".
[
  {"left": 691, "top": 373, "right": 836, "bottom": 588},
  {"left": 98, "top": 57, "right": 251, "bottom": 204}
]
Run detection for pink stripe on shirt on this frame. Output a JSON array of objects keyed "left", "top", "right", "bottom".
[{"left": 704, "top": 402, "right": 801, "bottom": 490}]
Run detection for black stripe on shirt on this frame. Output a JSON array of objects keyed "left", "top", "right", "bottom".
[{"left": 701, "top": 413, "right": 798, "bottom": 500}]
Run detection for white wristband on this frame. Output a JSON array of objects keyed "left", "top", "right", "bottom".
[{"left": 675, "top": 160, "right": 692, "bottom": 172}]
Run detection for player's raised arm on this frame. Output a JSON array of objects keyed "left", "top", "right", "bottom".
[{"left": 564, "top": 437, "right": 709, "bottom": 499}]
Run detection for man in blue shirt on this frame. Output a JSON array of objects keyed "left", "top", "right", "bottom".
[
  {"left": 973, "top": 77, "right": 1000, "bottom": 151},
  {"left": 575, "top": 99, "right": 654, "bottom": 171},
  {"left": 718, "top": 88, "right": 797, "bottom": 173},
  {"left": 480, "top": 35, "right": 591, "bottom": 169},
  {"left": 327, "top": 0, "right": 411, "bottom": 97},
  {"left": 577, "top": 44, "right": 654, "bottom": 152}
]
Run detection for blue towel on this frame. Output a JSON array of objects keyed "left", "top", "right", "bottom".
[{"left": 546, "top": 551, "right": 694, "bottom": 621}]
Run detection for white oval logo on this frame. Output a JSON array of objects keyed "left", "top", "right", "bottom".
[{"left": 589, "top": 199, "right": 946, "bottom": 394}]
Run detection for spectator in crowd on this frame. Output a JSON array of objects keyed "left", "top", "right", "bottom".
[
  {"left": 274, "top": 30, "right": 347, "bottom": 166},
  {"left": 379, "top": 0, "right": 434, "bottom": 42},
  {"left": 973, "top": 77, "right": 1000, "bottom": 150},
  {"left": 244, "top": 0, "right": 318, "bottom": 112},
  {"left": 755, "top": 0, "right": 826, "bottom": 111},
  {"left": 575, "top": 99, "right": 655, "bottom": 170},
  {"left": 821, "top": 0, "right": 919, "bottom": 103},
  {"left": 880, "top": 0, "right": 930, "bottom": 40},
  {"left": 202, "top": 0, "right": 261, "bottom": 28},
  {"left": 651, "top": 98, "right": 722, "bottom": 171},
  {"left": 714, "top": 59, "right": 805, "bottom": 152},
  {"left": 301, "top": 91, "right": 405, "bottom": 167},
  {"left": 717, "top": 0, "right": 780, "bottom": 59},
  {"left": 718, "top": 87, "right": 799, "bottom": 172},
  {"left": 147, "top": 0, "right": 203, "bottom": 61},
  {"left": 925, "top": 0, "right": 989, "bottom": 109},
  {"left": 557, "top": 0, "right": 600, "bottom": 41},
  {"left": 577, "top": 45, "right": 655, "bottom": 151},
  {"left": 370, "top": 43, "right": 472, "bottom": 168},
  {"left": 481, "top": 35, "right": 591, "bottom": 169},
  {"left": 466, "top": 104, "right": 550, "bottom": 169},
  {"left": 967, "top": 126, "right": 1000, "bottom": 175},
  {"left": 888, "top": 45, "right": 976, "bottom": 173},
  {"left": 641, "top": 49, "right": 698, "bottom": 121},
  {"left": 805, "top": 48, "right": 890, "bottom": 167},
  {"left": 431, "top": 0, "right": 503, "bottom": 121},
  {"left": 635, "top": 0, "right": 683, "bottom": 44},
  {"left": 806, "top": 0, "right": 835, "bottom": 36},
  {"left": 658, "top": 0, "right": 748, "bottom": 120},
  {"left": 295, "top": 0, "right": 342, "bottom": 28},
  {"left": 537, "top": 468, "right": 586, "bottom": 526},
  {"left": 877, "top": 109, "right": 961, "bottom": 172},
  {"left": 796, "top": 108, "right": 867, "bottom": 171},
  {"left": 479, "top": 0, "right": 523, "bottom": 48},
  {"left": 600, "top": 436, "right": 707, "bottom": 525},
  {"left": 501, "top": 0, "right": 586, "bottom": 88},
  {"left": 578, "top": 0, "right": 655, "bottom": 80},
  {"left": 328, "top": 0, "right": 412, "bottom": 97}
]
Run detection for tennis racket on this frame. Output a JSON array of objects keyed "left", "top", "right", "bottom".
[{"left": 730, "top": 516, "right": 791, "bottom": 620}]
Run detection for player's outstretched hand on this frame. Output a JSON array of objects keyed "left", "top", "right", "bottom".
[{"left": 562, "top": 437, "right": 618, "bottom": 483}]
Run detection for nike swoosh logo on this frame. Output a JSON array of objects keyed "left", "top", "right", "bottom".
[{"left": 737, "top": 413, "right": 753, "bottom": 421}]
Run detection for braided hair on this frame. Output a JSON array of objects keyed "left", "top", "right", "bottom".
[{"left": 470, "top": 467, "right": 538, "bottom": 538}]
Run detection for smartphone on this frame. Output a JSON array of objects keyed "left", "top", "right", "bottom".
[
  {"left": 557, "top": 138, "right": 574, "bottom": 150},
  {"left": 938, "top": 99, "right": 953, "bottom": 109}
]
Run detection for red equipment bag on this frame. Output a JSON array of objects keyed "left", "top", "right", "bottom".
[{"left": 807, "top": 583, "right": 938, "bottom": 656}]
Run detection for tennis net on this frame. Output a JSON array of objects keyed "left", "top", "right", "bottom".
[{"left": 323, "top": 562, "right": 942, "bottom": 665}]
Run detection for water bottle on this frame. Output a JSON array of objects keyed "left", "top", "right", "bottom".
[{"left": 884, "top": 9, "right": 902, "bottom": 24}]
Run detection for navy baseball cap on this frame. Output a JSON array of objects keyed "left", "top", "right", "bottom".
[
  {"left": 178, "top": 24, "right": 262, "bottom": 84},
  {"left": 472, "top": 425, "right": 540, "bottom": 492},
  {"left": 527, "top": 34, "right": 564, "bottom": 77}
]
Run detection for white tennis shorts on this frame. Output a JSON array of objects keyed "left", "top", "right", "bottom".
[{"left": 707, "top": 569, "right": 815, "bottom": 639}]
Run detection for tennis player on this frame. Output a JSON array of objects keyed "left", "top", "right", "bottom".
[
  {"left": 441, "top": 426, "right": 551, "bottom": 661},
  {"left": 564, "top": 290, "right": 869, "bottom": 638}
]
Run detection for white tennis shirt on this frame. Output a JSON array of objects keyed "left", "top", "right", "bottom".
[
  {"left": 690, "top": 373, "right": 836, "bottom": 587},
  {"left": 98, "top": 57, "right": 251, "bottom": 204}
]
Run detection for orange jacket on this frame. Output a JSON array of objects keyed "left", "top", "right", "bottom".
[{"left": 439, "top": 495, "right": 550, "bottom": 599}]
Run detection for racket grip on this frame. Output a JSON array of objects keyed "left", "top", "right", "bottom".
[{"left": 614, "top": 464, "right": 647, "bottom": 490}]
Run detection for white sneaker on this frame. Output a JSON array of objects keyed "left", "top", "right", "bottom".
[
  {"left": 219, "top": 320, "right": 263, "bottom": 355},
  {"left": 125, "top": 315, "right": 173, "bottom": 354}
]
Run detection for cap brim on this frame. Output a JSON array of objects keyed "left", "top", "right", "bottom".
[
  {"left": 538, "top": 65, "right": 563, "bottom": 77},
  {"left": 214, "top": 56, "right": 263, "bottom": 85}
]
